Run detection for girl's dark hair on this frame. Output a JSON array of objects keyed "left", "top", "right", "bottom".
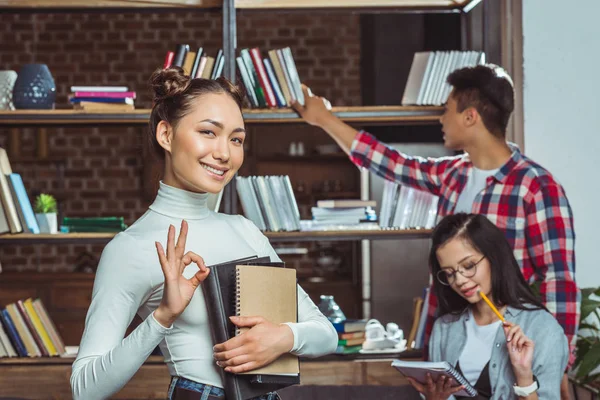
[
  {"left": 430, "top": 213, "right": 546, "bottom": 316},
  {"left": 148, "top": 67, "right": 246, "bottom": 159}
]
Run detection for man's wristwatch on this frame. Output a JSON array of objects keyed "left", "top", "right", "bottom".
[{"left": 513, "top": 376, "right": 539, "bottom": 397}]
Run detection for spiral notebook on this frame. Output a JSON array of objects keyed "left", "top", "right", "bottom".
[
  {"left": 235, "top": 264, "right": 299, "bottom": 375},
  {"left": 202, "top": 256, "right": 299, "bottom": 400},
  {"left": 391, "top": 360, "right": 477, "bottom": 397}
]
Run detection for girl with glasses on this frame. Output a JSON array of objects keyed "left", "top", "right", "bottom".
[{"left": 407, "top": 213, "right": 568, "bottom": 399}]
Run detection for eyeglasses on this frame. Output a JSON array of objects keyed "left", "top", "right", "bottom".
[{"left": 436, "top": 255, "right": 486, "bottom": 286}]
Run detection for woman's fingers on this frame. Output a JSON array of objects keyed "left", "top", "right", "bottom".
[
  {"left": 506, "top": 324, "right": 521, "bottom": 342},
  {"left": 174, "top": 220, "right": 188, "bottom": 260},
  {"left": 166, "top": 224, "right": 176, "bottom": 262},
  {"left": 189, "top": 268, "right": 210, "bottom": 288},
  {"left": 182, "top": 251, "right": 206, "bottom": 270},
  {"left": 449, "top": 385, "right": 466, "bottom": 395},
  {"left": 406, "top": 377, "right": 425, "bottom": 393},
  {"left": 155, "top": 241, "right": 168, "bottom": 272}
]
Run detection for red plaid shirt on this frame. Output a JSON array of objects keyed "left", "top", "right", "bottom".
[{"left": 350, "top": 131, "right": 580, "bottom": 365}]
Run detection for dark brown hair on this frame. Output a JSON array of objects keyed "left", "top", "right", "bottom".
[
  {"left": 148, "top": 67, "right": 246, "bottom": 159},
  {"left": 429, "top": 213, "right": 546, "bottom": 316},
  {"left": 447, "top": 64, "right": 515, "bottom": 138}
]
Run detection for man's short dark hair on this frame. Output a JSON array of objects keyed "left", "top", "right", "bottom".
[{"left": 447, "top": 64, "right": 515, "bottom": 138}]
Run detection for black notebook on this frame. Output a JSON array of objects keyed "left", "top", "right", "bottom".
[{"left": 202, "top": 256, "right": 300, "bottom": 400}]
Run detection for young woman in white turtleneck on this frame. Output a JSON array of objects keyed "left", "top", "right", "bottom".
[{"left": 70, "top": 69, "right": 338, "bottom": 400}]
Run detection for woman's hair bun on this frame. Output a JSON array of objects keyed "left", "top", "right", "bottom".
[{"left": 150, "top": 67, "right": 191, "bottom": 103}]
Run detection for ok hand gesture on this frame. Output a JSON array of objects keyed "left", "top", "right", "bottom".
[{"left": 153, "top": 220, "right": 210, "bottom": 327}]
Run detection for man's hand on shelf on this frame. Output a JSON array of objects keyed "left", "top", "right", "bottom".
[{"left": 291, "top": 84, "right": 333, "bottom": 128}]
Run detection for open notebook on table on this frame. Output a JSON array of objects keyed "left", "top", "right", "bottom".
[{"left": 391, "top": 360, "right": 477, "bottom": 397}]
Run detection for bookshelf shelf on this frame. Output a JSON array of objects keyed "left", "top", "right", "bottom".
[
  {"left": 235, "top": 0, "right": 478, "bottom": 12},
  {"left": 0, "top": 106, "right": 443, "bottom": 126},
  {"left": 0, "top": 0, "right": 222, "bottom": 10},
  {"left": 0, "top": 229, "right": 432, "bottom": 244}
]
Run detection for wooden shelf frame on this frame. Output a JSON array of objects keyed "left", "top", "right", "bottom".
[
  {"left": 0, "top": 0, "right": 481, "bottom": 13},
  {"left": 0, "top": 229, "right": 432, "bottom": 245},
  {"left": 0, "top": 106, "right": 443, "bottom": 126}
]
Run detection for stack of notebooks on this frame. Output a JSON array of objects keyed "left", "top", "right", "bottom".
[
  {"left": 69, "top": 86, "right": 136, "bottom": 111},
  {"left": 0, "top": 147, "right": 40, "bottom": 235},
  {"left": 331, "top": 319, "right": 368, "bottom": 355},
  {"left": 401, "top": 50, "right": 486, "bottom": 106},
  {"left": 236, "top": 175, "right": 301, "bottom": 232},
  {"left": 202, "top": 256, "right": 299, "bottom": 400},
  {"left": 379, "top": 182, "right": 439, "bottom": 229},
  {"left": 0, "top": 298, "right": 66, "bottom": 358},
  {"left": 311, "top": 199, "right": 377, "bottom": 226},
  {"left": 163, "top": 45, "right": 225, "bottom": 80},
  {"left": 60, "top": 216, "right": 128, "bottom": 233}
]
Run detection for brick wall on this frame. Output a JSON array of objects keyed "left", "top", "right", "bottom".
[{"left": 0, "top": 10, "right": 361, "bottom": 272}]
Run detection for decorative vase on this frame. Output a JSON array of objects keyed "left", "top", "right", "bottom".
[
  {"left": 35, "top": 212, "right": 58, "bottom": 234},
  {"left": 0, "top": 70, "right": 17, "bottom": 110},
  {"left": 12, "top": 64, "right": 56, "bottom": 110},
  {"left": 318, "top": 295, "right": 347, "bottom": 323}
]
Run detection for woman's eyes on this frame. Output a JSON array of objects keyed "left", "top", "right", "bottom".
[
  {"left": 463, "top": 264, "right": 476, "bottom": 271},
  {"left": 231, "top": 137, "right": 244, "bottom": 145},
  {"left": 199, "top": 130, "right": 215, "bottom": 136}
]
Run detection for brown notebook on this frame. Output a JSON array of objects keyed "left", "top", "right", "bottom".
[{"left": 235, "top": 265, "right": 299, "bottom": 376}]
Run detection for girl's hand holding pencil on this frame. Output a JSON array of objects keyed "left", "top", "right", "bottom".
[{"left": 503, "top": 321, "right": 535, "bottom": 385}]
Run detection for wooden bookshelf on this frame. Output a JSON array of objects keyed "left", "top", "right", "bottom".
[
  {"left": 0, "top": 0, "right": 222, "bottom": 9},
  {"left": 0, "top": 106, "right": 443, "bottom": 126},
  {"left": 235, "top": 0, "right": 478, "bottom": 12},
  {"left": 0, "top": 229, "right": 432, "bottom": 244}
]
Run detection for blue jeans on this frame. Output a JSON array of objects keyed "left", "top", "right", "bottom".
[{"left": 167, "top": 376, "right": 281, "bottom": 400}]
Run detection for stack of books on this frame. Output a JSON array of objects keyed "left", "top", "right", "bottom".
[
  {"left": 236, "top": 175, "right": 301, "bottom": 232},
  {"left": 311, "top": 199, "right": 377, "bottom": 226},
  {"left": 0, "top": 298, "right": 66, "bottom": 358},
  {"left": 163, "top": 45, "right": 225, "bottom": 80},
  {"left": 0, "top": 147, "right": 40, "bottom": 235},
  {"left": 60, "top": 217, "right": 128, "bottom": 233},
  {"left": 331, "top": 319, "right": 368, "bottom": 355},
  {"left": 401, "top": 50, "right": 486, "bottom": 106},
  {"left": 379, "top": 182, "right": 439, "bottom": 229},
  {"left": 69, "top": 86, "right": 136, "bottom": 111}
]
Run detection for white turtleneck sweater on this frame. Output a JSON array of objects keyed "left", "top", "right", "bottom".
[{"left": 71, "top": 182, "right": 338, "bottom": 400}]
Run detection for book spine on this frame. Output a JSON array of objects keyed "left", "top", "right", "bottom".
[
  {"left": 249, "top": 48, "right": 276, "bottom": 108},
  {"left": 190, "top": 48, "right": 204, "bottom": 79},
  {"left": 172, "top": 44, "right": 190, "bottom": 68},
  {"left": 9, "top": 174, "right": 40, "bottom": 234},
  {"left": 16, "top": 300, "right": 48, "bottom": 356},
  {"left": 0, "top": 173, "right": 22, "bottom": 233},
  {"left": 163, "top": 51, "right": 174, "bottom": 68},
  {"left": 73, "top": 91, "right": 136, "bottom": 99},
  {"left": 0, "top": 310, "right": 27, "bottom": 357},
  {"left": 240, "top": 49, "right": 267, "bottom": 107}
]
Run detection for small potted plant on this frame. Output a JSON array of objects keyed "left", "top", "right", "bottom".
[{"left": 34, "top": 193, "right": 58, "bottom": 234}]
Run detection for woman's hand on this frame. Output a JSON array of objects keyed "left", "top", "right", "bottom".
[
  {"left": 406, "top": 374, "right": 465, "bottom": 400},
  {"left": 213, "top": 316, "right": 294, "bottom": 373},
  {"left": 291, "top": 85, "right": 333, "bottom": 128},
  {"left": 153, "top": 220, "right": 210, "bottom": 327},
  {"left": 503, "top": 321, "right": 535, "bottom": 386}
]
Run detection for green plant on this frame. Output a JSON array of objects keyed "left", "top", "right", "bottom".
[
  {"left": 574, "top": 287, "right": 600, "bottom": 385},
  {"left": 34, "top": 193, "right": 57, "bottom": 214}
]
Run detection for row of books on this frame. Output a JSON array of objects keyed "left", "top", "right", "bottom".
[
  {"left": 0, "top": 147, "right": 39, "bottom": 234},
  {"left": 402, "top": 50, "right": 486, "bottom": 106},
  {"left": 236, "top": 175, "right": 301, "bottom": 232},
  {"left": 69, "top": 85, "right": 136, "bottom": 111},
  {"left": 311, "top": 202, "right": 377, "bottom": 225},
  {"left": 406, "top": 287, "right": 430, "bottom": 350},
  {"left": 163, "top": 45, "right": 225, "bottom": 80},
  {"left": 162, "top": 44, "right": 304, "bottom": 109},
  {"left": 379, "top": 181, "right": 439, "bottom": 229},
  {"left": 236, "top": 47, "right": 304, "bottom": 109},
  {"left": 0, "top": 298, "right": 66, "bottom": 358}
]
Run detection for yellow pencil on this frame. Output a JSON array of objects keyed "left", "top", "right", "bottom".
[{"left": 478, "top": 290, "right": 506, "bottom": 322}]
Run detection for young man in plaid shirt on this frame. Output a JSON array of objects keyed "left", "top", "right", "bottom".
[{"left": 293, "top": 64, "right": 579, "bottom": 396}]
